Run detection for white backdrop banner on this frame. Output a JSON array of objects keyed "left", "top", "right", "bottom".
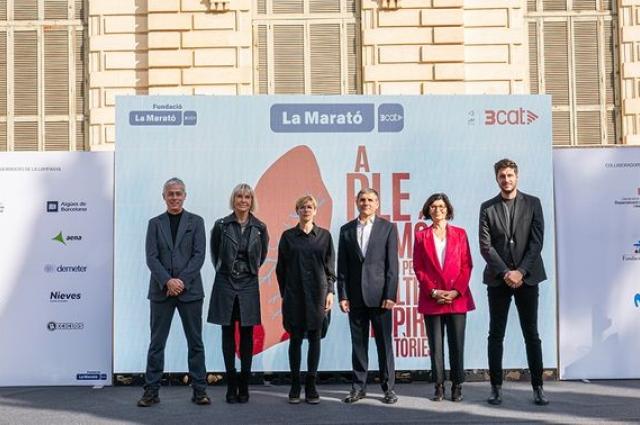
[
  {"left": 115, "top": 95, "right": 556, "bottom": 373},
  {"left": 555, "top": 148, "right": 640, "bottom": 379},
  {"left": 0, "top": 152, "right": 114, "bottom": 386}
]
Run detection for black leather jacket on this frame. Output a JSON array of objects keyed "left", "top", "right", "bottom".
[{"left": 210, "top": 213, "right": 269, "bottom": 276}]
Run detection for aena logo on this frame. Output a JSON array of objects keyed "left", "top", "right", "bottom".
[
  {"left": 485, "top": 108, "right": 539, "bottom": 125},
  {"left": 52, "top": 231, "right": 82, "bottom": 245}
]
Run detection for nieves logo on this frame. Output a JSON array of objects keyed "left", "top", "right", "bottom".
[
  {"left": 50, "top": 291, "right": 82, "bottom": 302},
  {"left": 485, "top": 108, "right": 539, "bottom": 125}
]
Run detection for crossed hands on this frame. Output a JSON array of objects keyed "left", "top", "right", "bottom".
[
  {"left": 504, "top": 270, "right": 524, "bottom": 289},
  {"left": 434, "top": 289, "right": 459, "bottom": 305},
  {"left": 166, "top": 278, "right": 185, "bottom": 297}
]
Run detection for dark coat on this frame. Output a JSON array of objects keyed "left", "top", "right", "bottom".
[
  {"left": 479, "top": 191, "right": 547, "bottom": 287},
  {"left": 207, "top": 213, "right": 269, "bottom": 326},
  {"left": 337, "top": 216, "right": 399, "bottom": 308},
  {"left": 145, "top": 210, "right": 206, "bottom": 302},
  {"left": 276, "top": 225, "right": 336, "bottom": 333}
]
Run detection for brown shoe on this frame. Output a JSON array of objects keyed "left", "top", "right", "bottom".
[
  {"left": 191, "top": 391, "right": 211, "bottom": 405},
  {"left": 137, "top": 390, "right": 159, "bottom": 407}
]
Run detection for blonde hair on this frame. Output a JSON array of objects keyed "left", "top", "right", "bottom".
[
  {"left": 229, "top": 183, "right": 257, "bottom": 213},
  {"left": 295, "top": 194, "right": 318, "bottom": 211}
]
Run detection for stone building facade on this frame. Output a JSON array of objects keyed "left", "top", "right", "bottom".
[{"left": 0, "top": 0, "right": 636, "bottom": 150}]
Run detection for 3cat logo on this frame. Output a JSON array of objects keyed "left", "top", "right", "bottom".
[{"left": 485, "top": 108, "right": 539, "bottom": 126}]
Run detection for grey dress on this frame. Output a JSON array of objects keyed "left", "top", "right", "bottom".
[{"left": 207, "top": 213, "right": 269, "bottom": 326}]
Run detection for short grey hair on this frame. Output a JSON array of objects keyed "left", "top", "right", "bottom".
[
  {"left": 229, "top": 183, "right": 257, "bottom": 213},
  {"left": 356, "top": 187, "right": 379, "bottom": 201},
  {"left": 163, "top": 177, "right": 186, "bottom": 194}
]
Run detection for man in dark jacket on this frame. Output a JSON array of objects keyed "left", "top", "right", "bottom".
[
  {"left": 338, "top": 188, "right": 399, "bottom": 405},
  {"left": 137, "top": 177, "right": 210, "bottom": 407},
  {"left": 479, "top": 159, "right": 548, "bottom": 406}
]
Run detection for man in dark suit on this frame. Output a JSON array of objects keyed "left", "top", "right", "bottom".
[
  {"left": 137, "top": 178, "right": 210, "bottom": 407},
  {"left": 338, "top": 188, "right": 399, "bottom": 404},
  {"left": 479, "top": 159, "right": 548, "bottom": 406}
]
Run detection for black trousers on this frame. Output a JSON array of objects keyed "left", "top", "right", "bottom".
[
  {"left": 221, "top": 297, "right": 254, "bottom": 374},
  {"left": 424, "top": 313, "right": 466, "bottom": 385},
  {"left": 487, "top": 284, "right": 543, "bottom": 387},
  {"left": 144, "top": 298, "right": 207, "bottom": 393},
  {"left": 348, "top": 307, "right": 395, "bottom": 392},
  {"left": 288, "top": 329, "right": 321, "bottom": 376}
]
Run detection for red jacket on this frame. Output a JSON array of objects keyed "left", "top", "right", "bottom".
[{"left": 413, "top": 224, "right": 475, "bottom": 316}]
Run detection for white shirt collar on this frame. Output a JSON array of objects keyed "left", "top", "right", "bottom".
[{"left": 358, "top": 215, "right": 375, "bottom": 226}]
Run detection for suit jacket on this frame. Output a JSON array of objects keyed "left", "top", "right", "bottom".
[
  {"left": 413, "top": 224, "right": 475, "bottom": 315},
  {"left": 337, "top": 216, "right": 399, "bottom": 308},
  {"left": 478, "top": 191, "right": 546, "bottom": 287},
  {"left": 145, "top": 209, "right": 206, "bottom": 302}
]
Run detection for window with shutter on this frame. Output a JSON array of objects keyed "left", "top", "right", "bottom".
[
  {"left": 526, "top": 1, "right": 619, "bottom": 146},
  {"left": 14, "top": 0, "right": 38, "bottom": 21},
  {"left": 253, "top": 0, "right": 361, "bottom": 94},
  {"left": 45, "top": 0, "right": 70, "bottom": 20},
  {"left": 0, "top": 0, "right": 86, "bottom": 151}
]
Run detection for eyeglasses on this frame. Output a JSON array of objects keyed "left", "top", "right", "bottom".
[{"left": 429, "top": 205, "right": 447, "bottom": 210}]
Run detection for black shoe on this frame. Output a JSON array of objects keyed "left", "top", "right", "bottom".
[
  {"left": 237, "top": 371, "right": 250, "bottom": 403},
  {"left": 343, "top": 389, "right": 366, "bottom": 404},
  {"left": 533, "top": 386, "right": 549, "bottom": 405},
  {"left": 431, "top": 384, "right": 444, "bottom": 401},
  {"left": 226, "top": 370, "right": 238, "bottom": 404},
  {"left": 289, "top": 374, "right": 301, "bottom": 404},
  {"left": 451, "top": 384, "right": 463, "bottom": 402},
  {"left": 137, "top": 390, "right": 159, "bottom": 407},
  {"left": 304, "top": 373, "right": 320, "bottom": 404},
  {"left": 487, "top": 385, "right": 502, "bottom": 405},
  {"left": 382, "top": 390, "right": 398, "bottom": 404},
  {"left": 191, "top": 390, "right": 211, "bottom": 405}
]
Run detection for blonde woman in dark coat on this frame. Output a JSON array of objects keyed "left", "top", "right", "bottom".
[{"left": 207, "top": 183, "right": 269, "bottom": 404}]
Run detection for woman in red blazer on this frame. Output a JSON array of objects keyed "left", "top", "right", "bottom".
[{"left": 413, "top": 193, "right": 475, "bottom": 402}]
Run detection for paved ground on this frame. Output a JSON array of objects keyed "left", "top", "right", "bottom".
[{"left": 1, "top": 380, "right": 639, "bottom": 425}]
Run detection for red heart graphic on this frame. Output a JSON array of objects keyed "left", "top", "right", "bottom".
[{"left": 235, "top": 145, "right": 333, "bottom": 356}]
